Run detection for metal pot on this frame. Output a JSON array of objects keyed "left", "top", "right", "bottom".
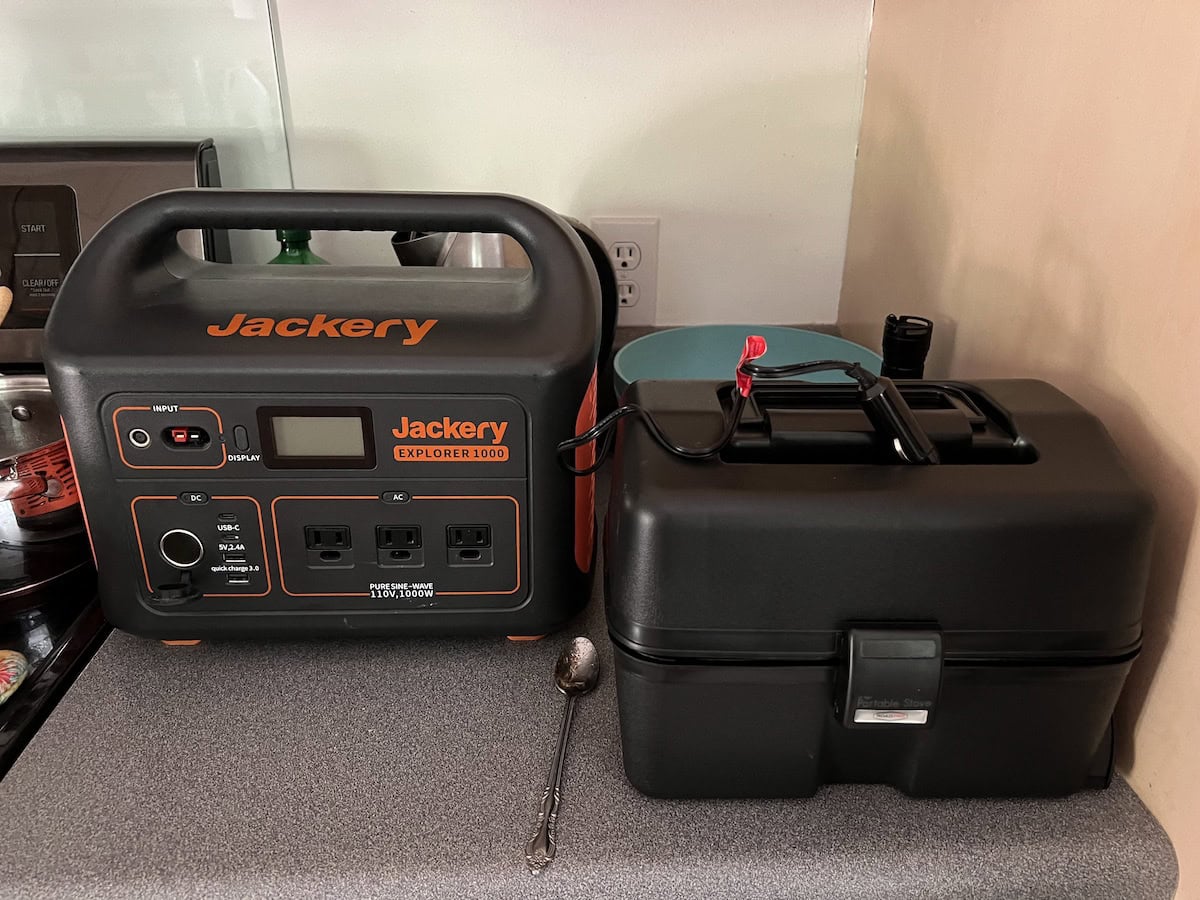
[
  {"left": 391, "top": 231, "right": 531, "bottom": 268},
  {"left": 0, "top": 376, "right": 88, "bottom": 598}
]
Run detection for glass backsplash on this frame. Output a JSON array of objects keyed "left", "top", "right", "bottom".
[{"left": 0, "top": 0, "right": 293, "bottom": 261}]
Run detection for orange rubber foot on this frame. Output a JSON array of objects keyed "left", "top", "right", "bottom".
[
  {"left": 161, "top": 640, "right": 202, "bottom": 647},
  {"left": 506, "top": 634, "right": 546, "bottom": 642}
]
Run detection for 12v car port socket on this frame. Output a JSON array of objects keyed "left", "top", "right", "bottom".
[{"left": 159, "top": 529, "right": 205, "bottom": 569}]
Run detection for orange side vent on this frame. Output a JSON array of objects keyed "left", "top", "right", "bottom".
[{"left": 574, "top": 369, "right": 599, "bottom": 573}]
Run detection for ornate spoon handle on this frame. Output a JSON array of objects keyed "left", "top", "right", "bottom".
[{"left": 525, "top": 694, "right": 577, "bottom": 873}]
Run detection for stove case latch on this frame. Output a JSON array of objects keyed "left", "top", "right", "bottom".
[{"left": 836, "top": 628, "right": 942, "bottom": 728}]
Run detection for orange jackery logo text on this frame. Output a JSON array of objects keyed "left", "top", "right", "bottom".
[
  {"left": 392, "top": 416, "right": 510, "bottom": 462},
  {"left": 393, "top": 417, "right": 507, "bottom": 443},
  {"left": 207, "top": 314, "right": 437, "bottom": 343}
]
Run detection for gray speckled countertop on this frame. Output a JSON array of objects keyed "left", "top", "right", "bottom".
[{"left": 0, "top": 587, "right": 1179, "bottom": 900}]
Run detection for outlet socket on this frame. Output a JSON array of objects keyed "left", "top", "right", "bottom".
[
  {"left": 611, "top": 242, "right": 641, "bottom": 270},
  {"left": 590, "top": 216, "right": 659, "bottom": 326}
]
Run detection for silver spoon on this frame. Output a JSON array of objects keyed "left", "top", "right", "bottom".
[{"left": 525, "top": 636, "right": 600, "bottom": 874}]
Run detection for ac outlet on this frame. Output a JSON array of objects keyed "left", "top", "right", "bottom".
[
  {"left": 376, "top": 525, "right": 424, "bottom": 567},
  {"left": 590, "top": 216, "right": 659, "bottom": 326},
  {"left": 447, "top": 525, "right": 491, "bottom": 548},
  {"left": 304, "top": 525, "right": 352, "bottom": 568},
  {"left": 377, "top": 525, "right": 421, "bottom": 550},
  {"left": 611, "top": 242, "right": 641, "bottom": 270},
  {"left": 304, "top": 525, "right": 350, "bottom": 550}
]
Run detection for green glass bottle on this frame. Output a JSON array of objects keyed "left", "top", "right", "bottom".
[{"left": 268, "top": 229, "right": 329, "bottom": 265}]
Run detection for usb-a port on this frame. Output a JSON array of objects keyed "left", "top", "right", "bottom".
[
  {"left": 226, "top": 573, "right": 251, "bottom": 586},
  {"left": 223, "top": 553, "right": 247, "bottom": 564}
]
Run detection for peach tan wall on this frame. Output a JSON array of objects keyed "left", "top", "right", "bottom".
[{"left": 839, "top": 1, "right": 1200, "bottom": 895}]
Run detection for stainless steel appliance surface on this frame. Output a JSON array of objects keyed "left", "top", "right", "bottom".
[
  {"left": 0, "top": 140, "right": 229, "bottom": 363},
  {"left": 0, "top": 375, "right": 89, "bottom": 599},
  {"left": 0, "top": 376, "right": 104, "bottom": 780},
  {"left": 0, "top": 566, "right": 104, "bottom": 778}
]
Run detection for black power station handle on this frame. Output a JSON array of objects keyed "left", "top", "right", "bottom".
[{"left": 79, "top": 188, "right": 596, "bottom": 313}]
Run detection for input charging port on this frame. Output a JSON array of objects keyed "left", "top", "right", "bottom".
[{"left": 162, "top": 426, "right": 211, "bottom": 449}]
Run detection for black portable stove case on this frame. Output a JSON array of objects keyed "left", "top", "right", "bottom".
[
  {"left": 45, "top": 190, "right": 600, "bottom": 639},
  {"left": 605, "top": 378, "right": 1154, "bottom": 798}
]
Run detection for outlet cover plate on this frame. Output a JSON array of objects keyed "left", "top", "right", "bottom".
[{"left": 590, "top": 216, "right": 659, "bottom": 326}]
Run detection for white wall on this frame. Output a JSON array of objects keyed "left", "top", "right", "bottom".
[
  {"left": 841, "top": 2, "right": 1200, "bottom": 892},
  {"left": 274, "top": 0, "right": 873, "bottom": 325}
]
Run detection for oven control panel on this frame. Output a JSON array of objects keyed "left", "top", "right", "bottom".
[{"left": 0, "top": 184, "right": 80, "bottom": 329}]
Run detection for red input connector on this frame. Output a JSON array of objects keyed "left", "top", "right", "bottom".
[{"left": 163, "top": 427, "right": 210, "bottom": 449}]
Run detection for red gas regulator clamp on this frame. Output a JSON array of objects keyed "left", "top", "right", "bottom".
[{"left": 736, "top": 335, "right": 769, "bottom": 397}]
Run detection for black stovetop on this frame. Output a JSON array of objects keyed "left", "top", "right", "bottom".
[{"left": 0, "top": 566, "right": 107, "bottom": 778}]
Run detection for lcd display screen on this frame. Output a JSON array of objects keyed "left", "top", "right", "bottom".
[
  {"left": 257, "top": 406, "right": 375, "bottom": 469},
  {"left": 271, "top": 415, "right": 366, "bottom": 457}
]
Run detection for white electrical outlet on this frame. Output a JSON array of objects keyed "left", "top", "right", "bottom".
[
  {"left": 590, "top": 216, "right": 659, "bottom": 326},
  {"left": 611, "top": 242, "right": 642, "bottom": 270}
]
